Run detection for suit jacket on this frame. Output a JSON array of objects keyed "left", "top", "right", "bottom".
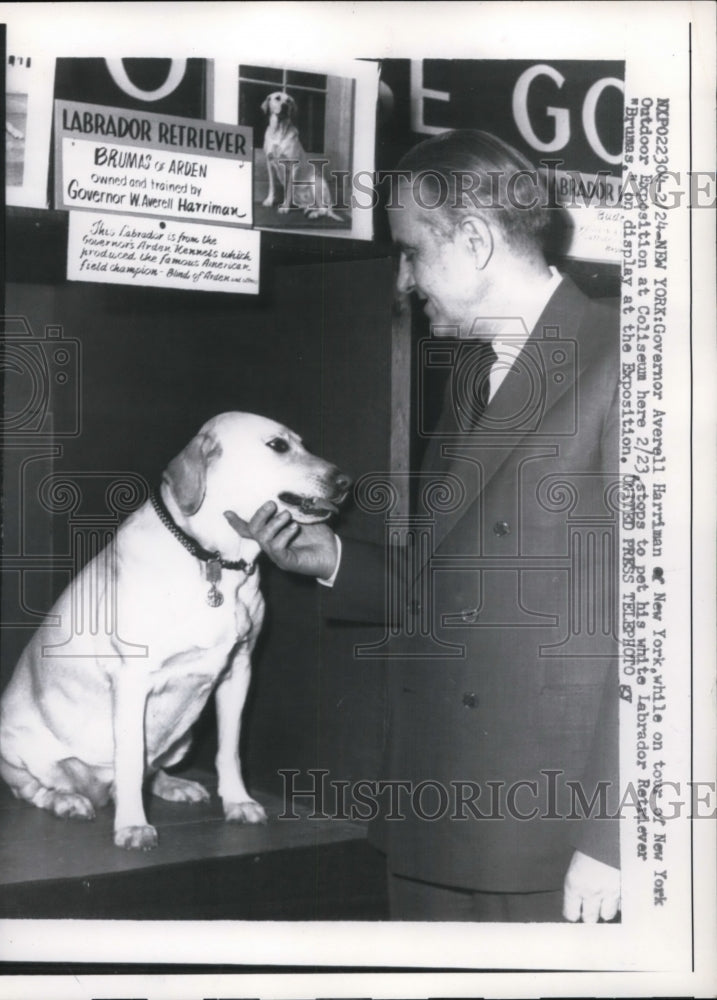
[{"left": 325, "top": 276, "right": 620, "bottom": 893}]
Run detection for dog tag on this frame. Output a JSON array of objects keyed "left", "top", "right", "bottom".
[{"left": 206, "top": 557, "right": 224, "bottom": 607}]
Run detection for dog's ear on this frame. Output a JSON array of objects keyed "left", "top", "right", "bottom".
[
  {"left": 286, "top": 95, "right": 297, "bottom": 120},
  {"left": 261, "top": 95, "right": 271, "bottom": 116},
  {"left": 163, "top": 431, "right": 222, "bottom": 516}
]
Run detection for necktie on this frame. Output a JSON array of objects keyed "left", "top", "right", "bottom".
[
  {"left": 417, "top": 337, "right": 498, "bottom": 479},
  {"left": 413, "top": 338, "right": 498, "bottom": 551},
  {"left": 452, "top": 338, "right": 498, "bottom": 431}
]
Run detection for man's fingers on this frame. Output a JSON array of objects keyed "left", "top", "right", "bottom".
[
  {"left": 562, "top": 889, "right": 582, "bottom": 922},
  {"left": 563, "top": 851, "right": 621, "bottom": 923},
  {"left": 239, "top": 501, "right": 305, "bottom": 567},
  {"left": 580, "top": 895, "right": 601, "bottom": 924},
  {"left": 223, "top": 509, "right": 252, "bottom": 537},
  {"left": 267, "top": 519, "right": 301, "bottom": 552},
  {"left": 260, "top": 512, "right": 295, "bottom": 548},
  {"left": 247, "top": 504, "right": 296, "bottom": 546},
  {"left": 247, "top": 500, "right": 279, "bottom": 535},
  {"left": 599, "top": 893, "right": 620, "bottom": 922},
  {"left": 562, "top": 891, "right": 620, "bottom": 923}
]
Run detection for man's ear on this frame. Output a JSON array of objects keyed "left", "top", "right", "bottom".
[{"left": 457, "top": 216, "right": 494, "bottom": 270}]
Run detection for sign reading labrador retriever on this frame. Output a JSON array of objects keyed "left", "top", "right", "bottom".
[{"left": 0, "top": 413, "right": 349, "bottom": 850}]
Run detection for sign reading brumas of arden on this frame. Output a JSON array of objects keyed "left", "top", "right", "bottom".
[
  {"left": 57, "top": 100, "right": 261, "bottom": 294},
  {"left": 55, "top": 100, "right": 254, "bottom": 227}
]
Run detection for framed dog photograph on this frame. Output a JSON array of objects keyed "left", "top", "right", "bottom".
[{"left": 212, "top": 56, "right": 378, "bottom": 240}]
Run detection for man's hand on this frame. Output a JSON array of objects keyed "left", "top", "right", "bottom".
[
  {"left": 225, "top": 502, "right": 339, "bottom": 580},
  {"left": 563, "top": 850, "right": 621, "bottom": 923}
]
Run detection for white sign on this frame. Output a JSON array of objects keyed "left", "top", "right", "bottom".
[
  {"left": 67, "top": 211, "right": 260, "bottom": 294},
  {"left": 55, "top": 101, "right": 254, "bottom": 227}
]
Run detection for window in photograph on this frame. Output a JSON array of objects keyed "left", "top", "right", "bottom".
[{"left": 238, "top": 64, "right": 328, "bottom": 152}]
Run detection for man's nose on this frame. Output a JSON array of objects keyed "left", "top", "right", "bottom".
[{"left": 395, "top": 254, "right": 415, "bottom": 295}]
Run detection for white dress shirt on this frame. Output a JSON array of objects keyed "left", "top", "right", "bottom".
[{"left": 488, "top": 266, "right": 563, "bottom": 401}]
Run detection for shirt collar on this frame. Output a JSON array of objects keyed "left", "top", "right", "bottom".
[{"left": 492, "top": 266, "right": 563, "bottom": 362}]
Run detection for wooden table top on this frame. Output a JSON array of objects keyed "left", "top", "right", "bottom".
[{"left": 0, "top": 770, "right": 367, "bottom": 887}]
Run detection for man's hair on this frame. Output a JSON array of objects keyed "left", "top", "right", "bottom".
[{"left": 395, "top": 129, "right": 551, "bottom": 255}]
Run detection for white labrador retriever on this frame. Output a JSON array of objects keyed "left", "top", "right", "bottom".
[
  {"left": 0, "top": 412, "right": 349, "bottom": 850},
  {"left": 261, "top": 90, "right": 342, "bottom": 221}
]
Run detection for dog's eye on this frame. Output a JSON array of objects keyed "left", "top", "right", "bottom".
[{"left": 266, "top": 438, "right": 290, "bottom": 454}]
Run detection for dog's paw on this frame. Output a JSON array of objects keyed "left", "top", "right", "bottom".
[
  {"left": 262, "top": 196, "right": 275, "bottom": 207},
  {"left": 278, "top": 204, "right": 290, "bottom": 214},
  {"left": 223, "top": 799, "right": 267, "bottom": 824},
  {"left": 48, "top": 791, "right": 95, "bottom": 821},
  {"left": 151, "top": 771, "right": 210, "bottom": 804},
  {"left": 114, "top": 824, "right": 159, "bottom": 851}
]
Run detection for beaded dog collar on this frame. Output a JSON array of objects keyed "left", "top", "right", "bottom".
[{"left": 149, "top": 487, "right": 256, "bottom": 607}]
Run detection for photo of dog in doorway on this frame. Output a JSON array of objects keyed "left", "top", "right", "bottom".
[
  {"left": 261, "top": 91, "right": 343, "bottom": 222},
  {"left": 238, "top": 65, "right": 355, "bottom": 233}
]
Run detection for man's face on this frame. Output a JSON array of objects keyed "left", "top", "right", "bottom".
[{"left": 388, "top": 190, "right": 485, "bottom": 335}]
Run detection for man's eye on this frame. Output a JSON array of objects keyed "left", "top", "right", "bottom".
[{"left": 266, "top": 438, "right": 290, "bottom": 453}]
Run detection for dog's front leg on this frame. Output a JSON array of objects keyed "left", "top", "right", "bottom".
[
  {"left": 278, "top": 159, "right": 293, "bottom": 214},
  {"left": 215, "top": 649, "right": 266, "bottom": 823},
  {"left": 111, "top": 668, "right": 157, "bottom": 849},
  {"left": 263, "top": 154, "right": 277, "bottom": 207}
]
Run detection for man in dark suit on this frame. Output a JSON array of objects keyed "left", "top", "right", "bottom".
[{"left": 236, "top": 130, "right": 621, "bottom": 922}]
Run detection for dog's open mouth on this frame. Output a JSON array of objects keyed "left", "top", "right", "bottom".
[{"left": 278, "top": 491, "right": 344, "bottom": 522}]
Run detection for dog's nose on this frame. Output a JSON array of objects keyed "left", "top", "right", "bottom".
[{"left": 335, "top": 473, "right": 352, "bottom": 493}]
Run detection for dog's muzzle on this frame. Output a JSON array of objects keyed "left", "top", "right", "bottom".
[{"left": 278, "top": 474, "right": 351, "bottom": 521}]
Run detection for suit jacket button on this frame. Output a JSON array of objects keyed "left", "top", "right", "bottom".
[
  {"left": 462, "top": 692, "right": 478, "bottom": 708},
  {"left": 460, "top": 607, "right": 479, "bottom": 623},
  {"left": 493, "top": 520, "right": 511, "bottom": 536}
]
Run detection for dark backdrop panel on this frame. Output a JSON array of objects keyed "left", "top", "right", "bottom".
[
  {"left": 245, "top": 261, "right": 394, "bottom": 796},
  {"left": 2, "top": 258, "right": 394, "bottom": 801}
]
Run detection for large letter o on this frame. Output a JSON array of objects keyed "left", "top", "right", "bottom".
[
  {"left": 105, "top": 59, "right": 188, "bottom": 102},
  {"left": 582, "top": 77, "right": 624, "bottom": 165}
]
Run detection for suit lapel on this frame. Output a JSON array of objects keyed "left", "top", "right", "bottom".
[{"left": 425, "top": 276, "right": 595, "bottom": 550}]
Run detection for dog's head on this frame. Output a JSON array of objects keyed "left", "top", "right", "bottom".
[
  {"left": 163, "top": 413, "right": 350, "bottom": 546},
  {"left": 261, "top": 91, "right": 296, "bottom": 122}
]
